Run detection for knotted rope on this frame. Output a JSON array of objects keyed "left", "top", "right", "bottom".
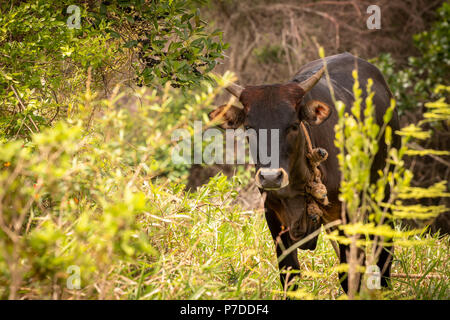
[{"left": 300, "top": 122, "right": 329, "bottom": 223}]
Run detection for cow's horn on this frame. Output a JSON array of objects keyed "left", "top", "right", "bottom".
[
  {"left": 225, "top": 82, "right": 244, "bottom": 98},
  {"left": 212, "top": 72, "right": 244, "bottom": 98},
  {"left": 298, "top": 65, "right": 326, "bottom": 93}
]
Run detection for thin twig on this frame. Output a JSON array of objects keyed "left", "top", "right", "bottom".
[{"left": 407, "top": 142, "right": 450, "bottom": 167}]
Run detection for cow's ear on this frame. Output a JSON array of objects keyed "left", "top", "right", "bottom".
[
  {"left": 301, "top": 100, "right": 331, "bottom": 125},
  {"left": 208, "top": 104, "right": 245, "bottom": 129}
]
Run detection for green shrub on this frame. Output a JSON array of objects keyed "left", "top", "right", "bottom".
[
  {"left": 371, "top": 3, "right": 449, "bottom": 112},
  {"left": 0, "top": 0, "right": 226, "bottom": 141},
  {"left": 0, "top": 73, "right": 270, "bottom": 299}
]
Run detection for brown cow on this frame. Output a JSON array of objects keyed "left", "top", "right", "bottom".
[{"left": 209, "top": 52, "right": 400, "bottom": 293}]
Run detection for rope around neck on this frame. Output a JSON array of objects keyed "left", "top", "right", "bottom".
[{"left": 300, "top": 121, "right": 313, "bottom": 155}]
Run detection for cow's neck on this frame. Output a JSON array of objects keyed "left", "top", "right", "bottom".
[{"left": 290, "top": 126, "right": 314, "bottom": 189}]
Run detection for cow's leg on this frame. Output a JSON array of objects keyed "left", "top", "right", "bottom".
[
  {"left": 375, "top": 216, "right": 394, "bottom": 288},
  {"left": 377, "top": 244, "right": 393, "bottom": 288},
  {"left": 375, "top": 189, "right": 395, "bottom": 288},
  {"left": 338, "top": 241, "right": 350, "bottom": 294},
  {"left": 264, "top": 206, "right": 300, "bottom": 291}
]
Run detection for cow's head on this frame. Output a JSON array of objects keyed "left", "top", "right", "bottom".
[
  {"left": 209, "top": 67, "right": 331, "bottom": 242},
  {"left": 210, "top": 66, "right": 331, "bottom": 189}
]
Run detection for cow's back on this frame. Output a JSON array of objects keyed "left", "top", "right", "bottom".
[
  {"left": 292, "top": 52, "right": 393, "bottom": 109},
  {"left": 291, "top": 52, "right": 400, "bottom": 211}
]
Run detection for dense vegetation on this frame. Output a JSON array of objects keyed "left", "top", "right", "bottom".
[{"left": 0, "top": 0, "right": 448, "bottom": 299}]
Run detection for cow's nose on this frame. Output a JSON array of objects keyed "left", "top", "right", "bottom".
[{"left": 255, "top": 168, "right": 289, "bottom": 190}]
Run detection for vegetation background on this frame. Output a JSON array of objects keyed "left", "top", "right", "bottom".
[{"left": 0, "top": 0, "right": 448, "bottom": 299}]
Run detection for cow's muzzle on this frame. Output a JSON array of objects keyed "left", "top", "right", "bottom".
[{"left": 255, "top": 168, "right": 289, "bottom": 190}]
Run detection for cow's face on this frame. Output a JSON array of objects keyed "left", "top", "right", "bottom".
[
  {"left": 209, "top": 67, "right": 330, "bottom": 242},
  {"left": 209, "top": 67, "right": 331, "bottom": 193}
]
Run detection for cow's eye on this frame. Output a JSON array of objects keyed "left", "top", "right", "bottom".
[{"left": 287, "top": 123, "right": 300, "bottom": 133}]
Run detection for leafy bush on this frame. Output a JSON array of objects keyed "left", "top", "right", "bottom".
[
  {"left": 94, "top": 0, "right": 228, "bottom": 87},
  {"left": 0, "top": 0, "right": 226, "bottom": 141},
  {"left": 0, "top": 74, "right": 252, "bottom": 299}
]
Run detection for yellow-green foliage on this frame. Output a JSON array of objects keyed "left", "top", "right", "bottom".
[{"left": 0, "top": 75, "right": 256, "bottom": 299}]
